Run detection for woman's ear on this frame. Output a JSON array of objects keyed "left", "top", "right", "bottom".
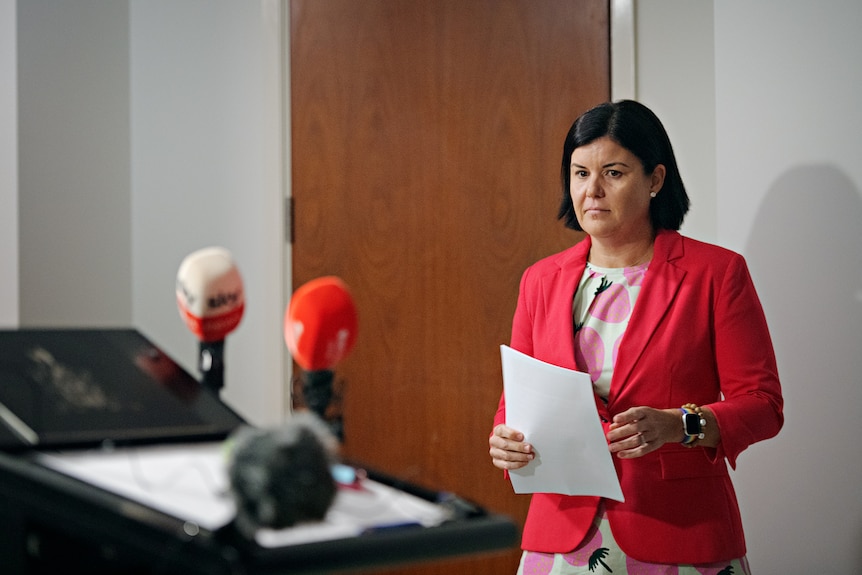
[{"left": 650, "top": 164, "right": 667, "bottom": 194}]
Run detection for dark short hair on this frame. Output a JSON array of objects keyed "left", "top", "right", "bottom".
[{"left": 557, "top": 100, "right": 690, "bottom": 231}]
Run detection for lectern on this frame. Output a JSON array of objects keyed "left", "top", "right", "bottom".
[{"left": 0, "top": 329, "right": 517, "bottom": 574}]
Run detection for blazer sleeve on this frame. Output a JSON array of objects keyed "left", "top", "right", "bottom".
[
  {"left": 510, "top": 264, "right": 537, "bottom": 358},
  {"left": 492, "top": 263, "right": 541, "bottom": 481},
  {"left": 707, "top": 252, "right": 784, "bottom": 468},
  {"left": 493, "top": 265, "right": 536, "bottom": 430}
]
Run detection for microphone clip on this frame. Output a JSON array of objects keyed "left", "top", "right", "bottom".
[
  {"left": 291, "top": 370, "right": 345, "bottom": 442},
  {"left": 198, "top": 340, "right": 225, "bottom": 394}
]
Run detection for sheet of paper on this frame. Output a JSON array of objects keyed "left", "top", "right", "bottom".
[
  {"left": 38, "top": 442, "right": 235, "bottom": 530},
  {"left": 36, "top": 442, "right": 452, "bottom": 546},
  {"left": 500, "top": 345, "right": 624, "bottom": 502}
]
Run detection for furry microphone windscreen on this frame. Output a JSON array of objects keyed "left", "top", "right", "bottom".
[{"left": 225, "top": 412, "right": 338, "bottom": 538}]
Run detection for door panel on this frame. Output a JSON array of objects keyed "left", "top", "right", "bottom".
[{"left": 291, "top": 2, "right": 608, "bottom": 572}]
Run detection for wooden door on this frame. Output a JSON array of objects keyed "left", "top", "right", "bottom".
[{"left": 291, "top": 1, "right": 609, "bottom": 573}]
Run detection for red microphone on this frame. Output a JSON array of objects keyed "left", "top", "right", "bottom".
[
  {"left": 284, "top": 276, "right": 358, "bottom": 439},
  {"left": 176, "top": 247, "right": 245, "bottom": 393}
]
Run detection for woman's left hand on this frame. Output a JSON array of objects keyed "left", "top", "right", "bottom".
[{"left": 606, "top": 406, "right": 682, "bottom": 459}]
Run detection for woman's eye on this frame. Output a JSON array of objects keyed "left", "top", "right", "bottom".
[
  {"left": 606, "top": 169, "right": 622, "bottom": 177},
  {"left": 573, "top": 169, "right": 588, "bottom": 178}
]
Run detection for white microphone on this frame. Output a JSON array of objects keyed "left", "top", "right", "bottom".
[{"left": 176, "top": 247, "right": 244, "bottom": 393}]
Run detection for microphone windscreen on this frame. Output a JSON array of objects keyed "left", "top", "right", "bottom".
[
  {"left": 176, "top": 247, "right": 245, "bottom": 342},
  {"left": 226, "top": 412, "right": 338, "bottom": 535},
  {"left": 284, "top": 276, "right": 358, "bottom": 371}
]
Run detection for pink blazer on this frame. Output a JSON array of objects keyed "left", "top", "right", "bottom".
[{"left": 494, "top": 230, "right": 783, "bottom": 564}]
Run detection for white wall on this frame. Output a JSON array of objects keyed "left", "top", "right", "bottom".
[
  {"left": 10, "top": 0, "right": 288, "bottom": 426},
  {"left": 637, "top": 1, "right": 862, "bottom": 573},
  {"left": 17, "top": 0, "right": 132, "bottom": 326},
  {"left": 715, "top": 2, "right": 862, "bottom": 573},
  {"left": 635, "top": 0, "right": 717, "bottom": 244},
  {"left": 129, "top": 0, "right": 287, "bottom": 425},
  {"left": 0, "top": 0, "right": 17, "bottom": 328}
]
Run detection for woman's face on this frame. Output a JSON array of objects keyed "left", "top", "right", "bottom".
[{"left": 569, "top": 136, "right": 665, "bottom": 243}]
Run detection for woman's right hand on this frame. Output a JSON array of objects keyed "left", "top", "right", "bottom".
[{"left": 489, "top": 424, "right": 534, "bottom": 471}]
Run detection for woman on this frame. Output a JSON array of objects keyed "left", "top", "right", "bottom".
[{"left": 489, "top": 100, "right": 783, "bottom": 574}]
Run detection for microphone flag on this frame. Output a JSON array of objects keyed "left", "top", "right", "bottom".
[
  {"left": 176, "top": 247, "right": 245, "bottom": 393},
  {"left": 284, "top": 276, "right": 358, "bottom": 372}
]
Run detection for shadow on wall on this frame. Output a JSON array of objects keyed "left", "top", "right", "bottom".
[{"left": 743, "top": 164, "right": 862, "bottom": 574}]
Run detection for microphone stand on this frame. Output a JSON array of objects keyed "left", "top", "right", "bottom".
[
  {"left": 198, "top": 340, "right": 225, "bottom": 394},
  {"left": 300, "top": 369, "right": 343, "bottom": 442}
]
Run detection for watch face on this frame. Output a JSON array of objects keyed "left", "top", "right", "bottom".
[{"left": 683, "top": 412, "right": 701, "bottom": 436}]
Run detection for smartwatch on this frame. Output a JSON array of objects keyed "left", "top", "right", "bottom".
[
  {"left": 681, "top": 407, "right": 706, "bottom": 446},
  {"left": 683, "top": 412, "right": 705, "bottom": 438}
]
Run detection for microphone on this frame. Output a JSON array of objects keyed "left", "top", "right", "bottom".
[
  {"left": 284, "top": 276, "right": 358, "bottom": 440},
  {"left": 225, "top": 411, "right": 339, "bottom": 539},
  {"left": 176, "top": 247, "right": 245, "bottom": 394}
]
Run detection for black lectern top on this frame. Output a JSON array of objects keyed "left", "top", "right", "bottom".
[{"left": 0, "top": 328, "right": 243, "bottom": 451}]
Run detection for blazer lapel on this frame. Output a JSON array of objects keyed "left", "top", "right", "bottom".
[
  {"left": 608, "top": 231, "right": 686, "bottom": 401},
  {"left": 549, "top": 237, "right": 616, "bottom": 422},
  {"left": 554, "top": 237, "right": 591, "bottom": 369}
]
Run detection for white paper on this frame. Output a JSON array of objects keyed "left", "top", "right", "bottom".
[
  {"left": 36, "top": 442, "right": 452, "bottom": 546},
  {"left": 500, "top": 345, "right": 624, "bottom": 502},
  {"left": 38, "top": 442, "right": 235, "bottom": 530}
]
